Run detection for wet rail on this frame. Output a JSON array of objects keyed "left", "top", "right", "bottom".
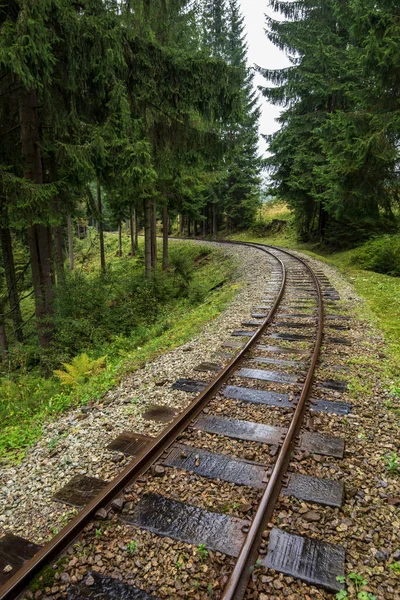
[{"left": 0, "top": 241, "right": 351, "bottom": 600}]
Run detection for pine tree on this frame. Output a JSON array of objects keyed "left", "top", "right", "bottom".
[
  {"left": 223, "top": 0, "right": 262, "bottom": 230},
  {"left": 261, "top": 0, "right": 399, "bottom": 244},
  {"left": 202, "top": 0, "right": 228, "bottom": 58}
]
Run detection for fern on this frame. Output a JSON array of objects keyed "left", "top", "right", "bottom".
[{"left": 54, "top": 353, "right": 106, "bottom": 387}]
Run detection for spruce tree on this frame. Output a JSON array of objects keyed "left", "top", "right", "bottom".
[
  {"left": 261, "top": 0, "right": 399, "bottom": 243},
  {"left": 223, "top": 0, "right": 262, "bottom": 230}
]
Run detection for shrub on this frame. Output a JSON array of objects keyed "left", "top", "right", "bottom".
[
  {"left": 54, "top": 353, "right": 106, "bottom": 387},
  {"left": 351, "top": 235, "right": 400, "bottom": 277}
]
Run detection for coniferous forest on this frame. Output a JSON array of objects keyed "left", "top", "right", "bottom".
[
  {"left": 262, "top": 0, "right": 399, "bottom": 244},
  {"left": 0, "top": 1, "right": 399, "bottom": 457}
]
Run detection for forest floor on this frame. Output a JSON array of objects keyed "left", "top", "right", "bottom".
[{"left": 0, "top": 235, "right": 239, "bottom": 463}]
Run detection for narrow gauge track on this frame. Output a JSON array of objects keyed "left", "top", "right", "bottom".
[{"left": 0, "top": 241, "right": 350, "bottom": 600}]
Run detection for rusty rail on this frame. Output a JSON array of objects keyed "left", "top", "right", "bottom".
[
  {"left": 0, "top": 243, "right": 286, "bottom": 600},
  {"left": 221, "top": 243, "right": 324, "bottom": 600}
]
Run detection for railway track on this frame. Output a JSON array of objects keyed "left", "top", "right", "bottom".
[{"left": 0, "top": 241, "right": 353, "bottom": 600}]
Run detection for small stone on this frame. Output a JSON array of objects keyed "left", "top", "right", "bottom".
[
  {"left": 111, "top": 497, "right": 124, "bottom": 512},
  {"left": 375, "top": 550, "right": 390, "bottom": 562},
  {"left": 111, "top": 455, "right": 124, "bottom": 463},
  {"left": 95, "top": 508, "right": 108, "bottom": 520},
  {"left": 85, "top": 575, "right": 95, "bottom": 586},
  {"left": 152, "top": 465, "right": 165, "bottom": 477},
  {"left": 303, "top": 511, "right": 321, "bottom": 522},
  {"left": 238, "top": 503, "right": 252, "bottom": 513},
  {"left": 3, "top": 564, "right": 13, "bottom": 573},
  {"left": 60, "top": 573, "right": 70, "bottom": 584},
  {"left": 155, "top": 379, "right": 168, "bottom": 386}
]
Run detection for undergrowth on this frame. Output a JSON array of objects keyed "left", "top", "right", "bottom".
[{"left": 0, "top": 235, "right": 239, "bottom": 462}]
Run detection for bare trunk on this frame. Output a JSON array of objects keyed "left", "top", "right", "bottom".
[
  {"left": 194, "top": 220, "right": 198, "bottom": 237},
  {"left": 151, "top": 198, "right": 157, "bottom": 269},
  {"left": 187, "top": 217, "right": 191, "bottom": 237},
  {"left": 97, "top": 181, "right": 106, "bottom": 273},
  {"left": 130, "top": 204, "right": 136, "bottom": 257},
  {"left": 0, "top": 206, "right": 24, "bottom": 341},
  {"left": 118, "top": 222, "right": 122, "bottom": 257},
  {"left": 19, "top": 86, "right": 54, "bottom": 346},
  {"left": 202, "top": 208, "right": 207, "bottom": 237},
  {"left": 67, "top": 210, "right": 74, "bottom": 270},
  {"left": 47, "top": 160, "right": 65, "bottom": 285},
  {"left": 0, "top": 315, "right": 7, "bottom": 361},
  {"left": 162, "top": 204, "right": 169, "bottom": 270},
  {"left": 134, "top": 207, "right": 139, "bottom": 250},
  {"left": 179, "top": 214, "right": 184, "bottom": 235},
  {"left": 212, "top": 202, "right": 218, "bottom": 239},
  {"left": 144, "top": 198, "right": 152, "bottom": 279},
  {"left": 54, "top": 221, "right": 65, "bottom": 284}
]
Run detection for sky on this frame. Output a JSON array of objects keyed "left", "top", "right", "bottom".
[{"left": 239, "top": 1, "right": 291, "bottom": 157}]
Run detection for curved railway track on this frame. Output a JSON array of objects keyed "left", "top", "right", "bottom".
[{"left": 0, "top": 241, "right": 352, "bottom": 600}]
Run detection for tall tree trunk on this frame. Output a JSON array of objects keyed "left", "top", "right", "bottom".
[
  {"left": 134, "top": 207, "right": 139, "bottom": 250},
  {"left": 130, "top": 204, "right": 136, "bottom": 257},
  {"left": 19, "top": 87, "right": 54, "bottom": 346},
  {"left": 53, "top": 219, "right": 65, "bottom": 284},
  {"left": 179, "top": 214, "right": 184, "bottom": 235},
  {"left": 212, "top": 202, "right": 218, "bottom": 238},
  {"left": 97, "top": 181, "right": 106, "bottom": 273},
  {"left": 67, "top": 209, "right": 74, "bottom": 271},
  {"left": 194, "top": 220, "right": 198, "bottom": 237},
  {"left": 187, "top": 217, "right": 191, "bottom": 237},
  {"left": 118, "top": 222, "right": 122, "bottom": 257},
  {"left": 162, "top": 204, "right": 169, "bottom": 271},
  {"left": 0, "top": 207, "right": 24, "bottom": 341},
  {"left": 202, "top": 208, "right": 207, "bottom": 237},
  {"left": 0, "top": 309, "right": 7, "bottom": 362},
  {"left": 143, "top": 198, "right": 152, "bottom": 279},
  {"left": 47, "top": 160, "right": 65, "bottom": 285},
  {"left": 151, "top": 198, "right": 157, "bottom": 269}
]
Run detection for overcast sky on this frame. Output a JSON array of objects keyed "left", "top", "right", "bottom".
[{"left": 239, "top": 1, "right": 290, "bottom": 157}]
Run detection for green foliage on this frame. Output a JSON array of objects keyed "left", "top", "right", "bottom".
[
  {"left": 350, "top": 236, "right": 400, "bottom": 277},
  {"left": 127, "top": 540, "right": 138, "bottom": 554},
  {"left": 335, "top": 573, "right": 376, "bottom": 600},
  {"left": 262, "top": 0, "right": 399, "bottom": 242},
  {"left": 196, "top": 543, "right": 209, "bottom": 560},
  {"left": 388, "top": 562, "right": 400, "bottom": 574},
  {"left": 54, "top": 354, "right": 106, "bottom": 387},
  {"left": 201, "top": 0, "right": 262, "bottom": 231},
  {"left": 0, "top": 239, "right": 237, "bottom": 461},
  {"left": 382, "top": 452, "right": 400, "bottom": 475}
]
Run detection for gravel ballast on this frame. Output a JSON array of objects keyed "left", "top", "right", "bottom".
[
  {"left": 1, "top": 242, "right": 399, "bottom": 600},
  {"left": 0, "top": 241, "right": 274, "bottom": 544}
]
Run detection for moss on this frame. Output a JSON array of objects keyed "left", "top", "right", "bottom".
[{"left": 30, "top": 565, "right": 56, "bottom": 593}]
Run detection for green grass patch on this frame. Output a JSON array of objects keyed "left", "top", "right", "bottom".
[{"left": 0, "top": 235, "right": 240, "bottom": 463}]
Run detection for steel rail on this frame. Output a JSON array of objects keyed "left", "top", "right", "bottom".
[
  {"left": 0, "top": 243, "right": 286, "bottom": 600},
  {"left": 221, "top": 243, "right": 324, "bottom": 600}
]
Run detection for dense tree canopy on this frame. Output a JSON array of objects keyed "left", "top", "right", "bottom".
[
  {"left": 0, "top": 0, "right": 263, "bottom": 361},
  {"left": 262, "top": 0, "right": 400, "bottom": 244}
]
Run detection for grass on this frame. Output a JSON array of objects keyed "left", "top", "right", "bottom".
[
  {"left": 230, "top": 202, "right": 400, "bottom": 393},
  {"left": 0, "top": 234, "right": 240, "bottom": 463}
]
